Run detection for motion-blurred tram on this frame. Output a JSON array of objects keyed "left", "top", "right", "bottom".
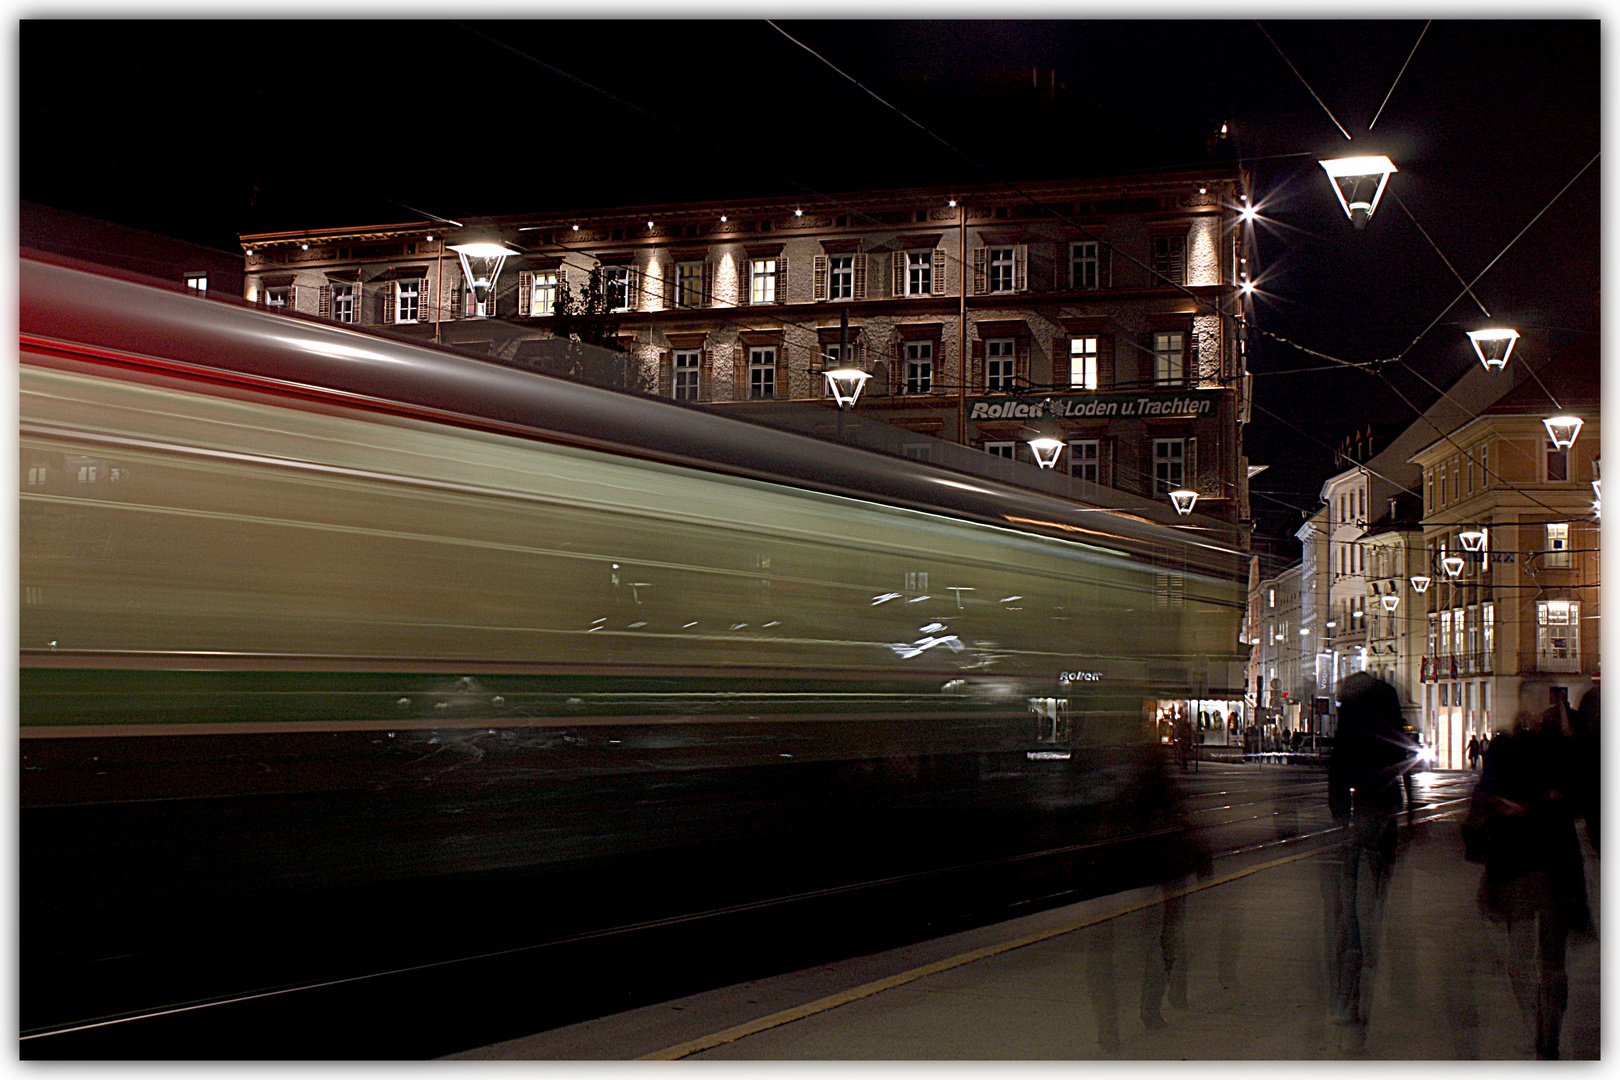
[{"left": 20, "top": 253, "right": 1248, "bottom": 1040}]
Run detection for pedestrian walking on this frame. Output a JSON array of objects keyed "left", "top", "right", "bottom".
[
  {"left": 1571, "top": 686, "right": 1599, "bottom": 852},
  {"left": 1325, "top": 672, "right": 1415, "bottom": 1039},
  {"left": 1465, "top": 681, "right": 1592, "bottom": 1058},
  {"left": 1467, "top": 734, "right": 1483, "bottom": 771}
]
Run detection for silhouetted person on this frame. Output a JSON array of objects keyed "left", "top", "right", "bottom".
[
  {"left": 1467, "top": 734, "right": 1483, "bottom": 771},
  {"left": 1325, "top": 672, "right": 1414, "bottom": 1037},
  {"left": 1571, "top": 686, "right": 1599, "bottom": 852},
  {"left": 1472, "top": 682, "right": 1592, "bottom": 1058}
]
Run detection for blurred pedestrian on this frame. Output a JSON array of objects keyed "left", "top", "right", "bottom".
[
  {"left": 1468, "top": 681, "right": 1592, "bottom": 1058},
  {"left": 1467, "top": 734, "right": 1483, "bottom": 771},
  {"left": 1571, "top": 686, "right": 1599, "bottom": 852},
  {"left": 1325, "top": 672, "right": 1415, "bottom": 1037}
]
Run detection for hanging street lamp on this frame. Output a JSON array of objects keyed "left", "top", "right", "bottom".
[
  {"left": 1409, "top": 574, "right": 1432, "bottom": 593},
  {"left": 1319, "top": 155, "right": 1398, "bottom": 229},
  {"left": 822, "top": 367, "right": 871, "bottom": 410},
  {"left": 1441, "top": 554, "right": 1466, "bottom": 578},
  {"left": 1026, "top": 436, "right": 1066, "bottom": 470},
  {"left": 1467, "top": 328, "right": 1520, "bottom": 371},
  {"left": 1380, "top": 594, "right": 1400, "bottom": 613},
  {"left": 1544, "top": 415, "right": 1584, "bottom": 451},
  {"left": 447, "top": 239, "right": 515, "bottom": 318},
  {"left": 1458, "top": 528, "right": 1488, "bottom": 552},
  {"left": 1168, "top": 488, "right": 1199, "bottom": 515}
]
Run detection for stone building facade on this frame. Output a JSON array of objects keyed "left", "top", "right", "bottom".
[{"left": 237, "top": 170, "right": 1257, "bottom": 526}]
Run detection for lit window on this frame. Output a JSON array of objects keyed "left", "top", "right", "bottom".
[
  {"left": 749, "top": 346, "right": 776, "bottom": 399},
  {"left": 828, "top": 256, "right": 854, "bottom": 300},
  {"left": 1153, "top": 331, "right": 1185, "bottom": 384},
  {"left": 1071, "top": 242, "right": 1099, "bottom": 290},
  {"left": 904, "top": 341, "right": 933, "bottom": 395},
  {"left": 331, "top": 283, "right": 355, "bottom": 323},
  {"left": 184, "top": 273, "right": 207, "bottom": 294},
  {"left": 676, "top": 262, "right": 704, "bottom": 308},
  {"left": 77, "top": 465, "right": 98, "bottom": 484},
  {"left": 1070, "top": 337, "right": 1098, "bottom": 390},
  {"left": 988, "top": 247, "right": 1016, "bottom": 293},
  {"left": 532, "top": 272, "right": 558, "bottom": 317},
  {"left": 1536, "top": 600, "right": 1580, "bottom": 671},
  {"left": 984, "top": 441, "right": 1016, "bottom": 460},
  {"left": 1068, "top": 440, "right": 1100, "bottom": 482},
  {"left": 602, "top": 266, "right": 633, "bottom": 311},
  {"left": 906, "top": 251, "right": 932, "bottom": 296},
  {"left": 395, "top": 280, "right": 420, "bottom": 324},
  {"left": 1152, "top": 438, "right": 1185, "bottom": 494},
  {"left": 1545, "top": 522, "right": 1570, "bottom": 567},
  {"left": 1268, "top": 589, "right": 1276, "bottom": 609},
  {"left": 986, "top": 338, "right": 1017, "bottom": 392},
  {"left": 27, "top": 466, "right": 47, "bottom": 485},
  {"left": 673, "top": 350, "right": 700, "bottom": 401}
]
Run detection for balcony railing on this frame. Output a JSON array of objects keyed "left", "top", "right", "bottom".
[{"left": 1420, "top": 652, "right": 1494, "bottom": 681}]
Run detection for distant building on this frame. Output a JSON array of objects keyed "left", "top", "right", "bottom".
[
  {"left": 236, "top": 170, "right": 1259, "bottom": 527},
  {"left": 22, "top": 201, "right": 243, "bottom": 298}
]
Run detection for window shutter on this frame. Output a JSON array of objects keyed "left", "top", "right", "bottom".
[
  {"left": 971, "top": 248, "right": 987, "bottom": 294},
  {"left": 1186, "top": 330, "right": 1199, "bottom": 385},
  {"left": 1053, "top": 336, "right": 1071, "bottom": 390},
  {"left": 775, "top": 255, "right": 788, "bottom": 303},
  {"left": 852, "top": 253, "right": 867, "bottom": 300},
  {"left": 813, "top": 255, "right": 828, "bottom": 301},
  {"left": 1171, "top": 238, "right": 1185, "bottom": 285},
  {"left": 626, "top": 267, "right": 641, "bottom": 311},
  {"left": 658, "top": 351, "right": 673, "bottom": 397},
  {"left": 1187, "top": 437, "right": 1199, "bottom": 492},
  {"left": 1103, "top": 248, "right": 1113, "bottom": 288},
  {"left": 738, "top": 260, "right": 750, "bottom": 306},
  {"left": 1100, "top": 439, "right": 1115, "bottom": 488},
  {"left": 662, "top": 262, "right": 677, "bottom": 309},
  {"left": 317, "top": 284, "right": 332, "bottom": 320},
  {"left": 1099, "top": 335, "right": 1115, "bottom": 389},
  {"left": 380, "top": 281, "right": 395, "bottom": 324},
  {"left": 1013, "top": 244, "right": 1028, "bottom": 292},
  {"left": 700, "top": 347, "right": 714, "bottom": 402},
  {"left": 485, "top": 285, "right": 497, "bottom": 318},
  {"left": 1062, "top": 246, "right": 1072, "bottom": 290},
  {"left": 970, "top": 338, "right": 985, "bottom": 391},
  {"left": 734, "top": 344, "right": 749, "bottom": 400},
  {"left": 702, "top": 261, "right": 714, "bottom": 307},
  {"left": 452, "top": 284, "right": 463, "bottom": 319},
  {"left": 776, "top": 343, "right": 789, "bottom": 397},
  {"left": 517, "top": 270, "right": 533, "bottom": 317},
  {"left": 931, "top": 249, "right": 947, "bottom": 295},
  {"left": 1015, "top": 337, "right": 1030, "bottom": 389},
  {"left": 892, "top": 251, "right": 906, "bottom": 297},
  {"left": 285, "top": 284, "right": 297, "bottom": 314},
  {"left": 888, "top": 355, "right": 903, "bottom": 394}
]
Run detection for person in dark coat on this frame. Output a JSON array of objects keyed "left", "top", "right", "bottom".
[
  {"left": 1471, "top": 681, "right": 1592, "bottom": 1058},
  {"left": 1571, "top": 685, "right": 1599, "bottom": 852},
  {"left": 1325, "top": 672, "right": 1415, "bottom": 1035},
  {"left": 1467, "top": 734, "right": 1483, "bottom": 771}
]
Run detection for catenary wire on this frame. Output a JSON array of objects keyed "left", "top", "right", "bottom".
[{"left": 1367, "top": 20, "right": 1431, "bottom": 131}]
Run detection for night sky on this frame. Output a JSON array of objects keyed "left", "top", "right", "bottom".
[{"left": 21, "top": 19, "right": 1600, "bottom": 551}]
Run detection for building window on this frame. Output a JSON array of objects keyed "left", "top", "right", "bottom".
[
  {"left": 988, "top": 247, "right": 1016, "bottom": 293},
  {"left": 265, "top": 286, "right": 289, "bottom": 311},
  {"left": 1440, "top": 610, "right": 1453, "bottom": 656},
  {"left": 1547, "top": 442, "right": 1568, "bottom": 481},
  {"left": 331, "top": 283, "right": 355, "bottom": 323},
  {"left": 184, "top": 273, "right": 207, "bottom": 294},
  {"left": 1151, "top": 234, "right": 1186, "bottom": 285},
  {"left": 1453, "top": 607, "right": 1466, "bottom": 656},
  {"left": 984, "top": 441, "right": 1016, "bottom": 460},
  {"left": 1482, "top": 602, "right": 1494, "bottom": 660},
  {"left": 1152, "top": 438, "right": 1185, "bottom": 493},
  {"left": 906, "top": 251, "right": 932, "bottom": 296},
  {"left": 904, "top": 341, "right": 933, "bottom": 394},
  {"left": 1545, "top": 522, "right": 1571, "bottom": 567},
  {"left": 676, "top": 262, "right": 704, "bottom": 308},
  {"left": 673, "top": 350, "right": 700, "bottom": 401},
  {"left": 748, "top": 347, "right": 776, "bottom": 398},
  {"left": 533, "top": 271, "right": 558, "bottom": 317},
  {"left": 828, "top": 256, "right": 853, "bottom": 300},
  {"left": 1070, "top": 336, "right": 1098, "bottom": 390},
  {"left": 602, "top": 266, "right": 633, "bottom": 311},
  {"left": 27, "top": 465, "right": 47, "bottom": 485},
  {"left": 395, "top": 280, "right": 420, "bottom": 323},
  {"left": 1068, "top": 439, "right": 1100, "bottom": 482},
  {"left": 1268, "top": 588, "right": 1276, "bottom": 609},
  {"left": 986, "top": 338, "right": 1016, "bottom": 391},
  {"left": 1536, "top": 600, "right": 1580, "bottom": 671},
  {"left": 749, "top": 259, "right": 779, "bottom": 305},
  {"left": 1071, "top": 242, "right": 1099, "bottom": 290},
  {"left": 1153, "top": 331, "right": 1185, "bottom": 384}
]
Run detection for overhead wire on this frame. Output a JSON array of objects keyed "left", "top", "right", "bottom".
[
  {"left": 1254, "top": 21, "right": 1354, "bottom": 141},
  {"left": 1367, "top": 20, "right": 1430, "bottom": 131}
]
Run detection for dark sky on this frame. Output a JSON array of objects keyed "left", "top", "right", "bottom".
[{"left": 21, "top": 20, "right": 1600, "bottom": 550}]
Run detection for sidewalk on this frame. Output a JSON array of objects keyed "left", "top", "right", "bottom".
[{"left": 457, "top": 813, "right": 1599, "bottom": 1060}]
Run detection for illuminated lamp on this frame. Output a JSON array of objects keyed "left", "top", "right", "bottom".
[
  {"left": 1458, "top": 528, "right": 1487, "bottom": 552},
  {"left": 1168, "top": 488, "right": 1199, "bottom": 515},
  {"left": 647, "top": 220, "right": 655, "bottom": 229},
  {"left": 1319, "top": 155, "right": 1398, "bottom": 229},
  {"left": 720, "top": 215, "right": 728, "bottom": 223},
  {"left": 948, "top": 199, "right": 957, "bottom": 207},
  {"left": 301, "top": 243, "right": 310, "bottom": 250},
  {"left": 1026, "top": 437, "right": 1065, "bottom": 470},
  {"left": 1381, "top": 594, "right": 1400, "bottom": 613},
  {"left": 571, "top": 224, "right": 580, "bottom": 231},
  {"left": 448, "top": 240, "right": 515, "bottom": 319},
  {"left": 794, "top": 208, "right": 803, "bottom": 217},
  {"left": 1467, "top": 328, "right": 1519, "bottom": 371},
  {"left": 1409, "top": 575, "right": 1431, "bottom": 593},
  {"left": 1544, "top": 415, "right": 1584, "bottom": 450},
  {"left": 823, "top": 367, "right": 871, "bottom": 409},
  {"left": 1441, "top": 554, "right": 1465, "bottom": 578},
  {"left": 245, "top": 248, "right": 254, "bottom": 256}
]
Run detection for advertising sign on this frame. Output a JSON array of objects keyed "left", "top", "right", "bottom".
[{"left": 966, "top": 390, "right": 1221, "bottom": 422}]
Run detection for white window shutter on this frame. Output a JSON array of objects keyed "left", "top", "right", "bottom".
[
  {"left": 380, "top": 281, "right": 394, "bottom": 324},
  {"left": 813, "top": 255, "right": 827, "bottom": 301},
  {"left": 286, "top": 284, "right": 297, "bottom": 313},
  {"left": 517, "top": 270, "right": 533, "bottom": 317},
  {"left": 892, "top": 251, "right": 905, "bottom": 296},
  {"left": 317, "top": 284, "right": 331, "bottom": 320},
  {"left": 1013, "top": 244, "right": 1028, "bottom": 292},
  {"left": 931, "top": 249, "right": 947, "bottom": 295},
  {"left": 852, "top": 253, "right": 867, "bottom": 300},
  {"left": 971, "top": 248, "right": 986, "bottom": 295},
  {"left": 776, "top": 255, "right": 788, "bottom": 303}
]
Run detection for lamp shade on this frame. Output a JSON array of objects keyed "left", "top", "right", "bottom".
[
  {"left": 1319, "top": 155, "right": 1397, "bottom": 229},
  {"left": 822, "top": 367, "right": 871, "bottom": 409},
  {"left": 1467, "top": 328, "right": 1519, "bottom": 371},
  {"left": 1544, "top": 415, "right": 1584, "bottom": 450},
  {"left": 1441, "top": 554, "right": 1465, "bottom": 578},
  {"left": 1409, "top": 575, "right": 1431, "bottom": 593},
  {"left": 1168, "top": 488, "right": 1198, "bottom": 515},
  {"left": 1026, "top": 436, "right": 1065, "bottom": 469},
  {"left": 1380, "top": 594, "right": 1400, "bottom": 612},
  {"left": 1458, "top": 528, "right": 1487, "bottom": 552}
]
